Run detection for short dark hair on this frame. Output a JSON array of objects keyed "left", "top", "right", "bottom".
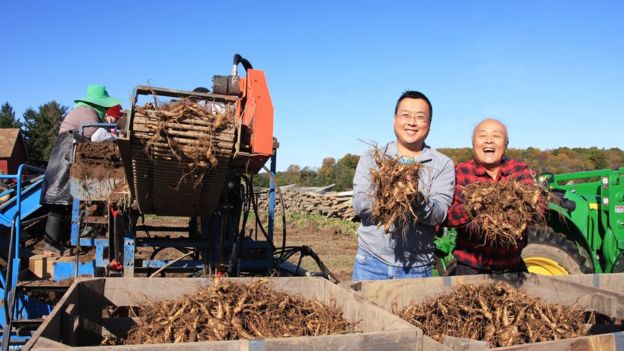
[{"left": 394, "top": 90, "right": 432, "bottom": 119}]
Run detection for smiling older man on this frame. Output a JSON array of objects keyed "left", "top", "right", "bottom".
[
  {"left": 446, "top": 118, "right": 535, "bottom": 275},
  {"left": 351, "top": 90, "right": 455, "bottom": 280}
]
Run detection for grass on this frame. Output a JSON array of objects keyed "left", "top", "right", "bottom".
[{"left": 281, "top": 212, "right": 359, "bottom": 236}]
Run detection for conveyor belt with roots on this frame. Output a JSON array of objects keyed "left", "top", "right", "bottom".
[{"left": 128, "top": 107, "right": 237, "bottom": 217}]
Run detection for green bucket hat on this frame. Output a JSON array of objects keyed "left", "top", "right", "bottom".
[{"left": 74, "top": 85, "right": 122, "bottom": 108}]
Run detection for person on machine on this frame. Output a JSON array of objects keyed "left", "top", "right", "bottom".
[
  {"left": 351, "top": 90, "right": 455, "bottom": 280},
  {"left": 41, "top": 84, "right": 122, "bottom": 256},
  {"left": 446, "top": 118, "right": 535, "bottom": 275}
]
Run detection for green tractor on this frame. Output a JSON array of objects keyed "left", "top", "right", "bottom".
[{"left": 435, "top": 167, "right": 624, "bottom": 276}]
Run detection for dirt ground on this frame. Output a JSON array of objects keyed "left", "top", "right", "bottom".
[
  {"left": 276, "top": 217, "right": 358, "bottom": 282},
  {"left": 128, "top": 213, "right": 358, "bottom": 281}
]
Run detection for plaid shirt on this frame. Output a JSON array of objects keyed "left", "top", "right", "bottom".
[{"left": 446, "top": 158, "right": 534, "bottom": 271}]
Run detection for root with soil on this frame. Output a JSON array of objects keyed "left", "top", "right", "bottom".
[
  {"left": 369, "top": 148, "right": 424, "bottom": 239},
  {"left": 123, "top": 278, "right": 357, "bottom": 344},
  {"left": 462, "top": 181, "right": 545, "bottom": 247},
  {"left": 395, "top": 282, "right": 588, "bottom": 347}
]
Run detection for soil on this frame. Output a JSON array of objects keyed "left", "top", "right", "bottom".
[
  {"left": 276, "top": 222, "right": 357, "bottom": 282},
  {"left": 70, "top": 142, "right": 125, "bottom": 180}
]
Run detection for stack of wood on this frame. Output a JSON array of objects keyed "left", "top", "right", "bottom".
[{"left": 255, "top": 184, "right": 356, "bottom": 221}]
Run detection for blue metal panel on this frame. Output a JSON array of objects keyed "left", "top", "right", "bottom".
[
  {"left": 15, "top": 294, "right": 52, "bottom": 320},
  {"left": 70, "top": 198, "right": 80, "bottom": 246},
  {"left": 0, "top": 177, "right": 44, "bottom": 229},
  {"left": 94, "top": 239, "right": 109, "bottom": 268},
  {"left": 53, "top": 262, "right": 95, "bottom": 282},
  {"left": 124, "top": 222, "right": 135, "bottom": 276},
  {"left": 140, "top": 260, "right": 204, "bottom": 269}
]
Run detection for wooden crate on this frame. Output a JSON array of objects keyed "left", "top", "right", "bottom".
[
  {"left": 350, "top": 274, "right": 624, "bottom": 350},
  {"left": 547, "top": 273, "right": 624, "bottom": 295},
  {"left": 25, "top": 277, "right": 433, "bottom": 351}
]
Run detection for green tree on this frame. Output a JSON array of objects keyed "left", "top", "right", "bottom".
[
  {"left": 318, "top": 157, "right": 336, "bottom": 186},
  {"left": 0, "top": 102, "right": 21, "bottom": 128},
  {"left": 587, "top": 147, "right": 608, "bottom": 170},
  {"left": 335, "top": 153, "right": 360, "bottom": 191},
  {"left": 22, "top": 101, "right": 68, "bottom": 166},
  {"left": 299, "top": 167, "right": 317, "bottom": 186}
]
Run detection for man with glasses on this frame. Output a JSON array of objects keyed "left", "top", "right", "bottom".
[{"left": 351, "top": 90, "right": 455, "bottom": 280}]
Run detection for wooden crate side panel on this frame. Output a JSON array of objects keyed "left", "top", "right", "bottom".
[
  {"left": 76, "top": 279, "right": 106, "bottom": 345},
  {"left": 103, "top": 278, "right": 207, "bottom": 305},
  {"left": 25, "top": 281, "right": 82, "bottom": 350},
  {"left": 443, "top": 335, "right": 489, "bottom": 350},
  {"left": 424, "top": 335, "right": 454, "bottom": 351},
  {"left": 32, "top": 340, "right": 242, "bottom": 351},
  {"left": 549, "top": 273, "right": 624, "bottom": 295},
  {"left": 261, "top": 330, "right": 422, "bottom": 351},
  {"left": 30, "top": 333, "right": 423, "bottom": 351},
  {"left": 494, "top": 331, "right": 624, "bottom": 350}
]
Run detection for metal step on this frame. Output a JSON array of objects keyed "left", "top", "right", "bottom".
[{"left": 16, "top": 280, "right": 72, "bottom": 293}]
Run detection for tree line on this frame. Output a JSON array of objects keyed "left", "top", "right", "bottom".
[
  {"left": 0, "top": 101, "right": 67, "bottom": 167},
  {"left": 254, "top": 147, "right": 624, "bottom": 190},
  {"left": 2, "top": 101, "right": 623, "bottom": 184}
]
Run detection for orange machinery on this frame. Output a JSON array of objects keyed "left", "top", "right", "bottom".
[{"left": 118, "top": 54, "right": 277, "bottom": 217}]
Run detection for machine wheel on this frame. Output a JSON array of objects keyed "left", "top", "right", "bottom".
[
  {"left": 611, "top": 254, "right": 624, "bottom": 273},
  {"left": 522, "top": 227, "right": 593, "bottom": 275}
]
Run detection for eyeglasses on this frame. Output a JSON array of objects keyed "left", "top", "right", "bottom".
[{"left": 396, "top": 113, "right": 429, "bottom": 124}]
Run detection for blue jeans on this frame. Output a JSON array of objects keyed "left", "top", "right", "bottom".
[{"left": 352, "top": 248, "right": 432, "bottom": 280}]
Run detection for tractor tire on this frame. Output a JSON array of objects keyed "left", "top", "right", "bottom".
[
  {"left": 434, "top": 257, "right": 457, "bottom": 276},
  {"left": 522, "top": 227, "right": 593, "bottom": 275}
]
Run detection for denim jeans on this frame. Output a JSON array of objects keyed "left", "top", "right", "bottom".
[{"left": 352, "top": 248, "right": 432, "bottom": 280}]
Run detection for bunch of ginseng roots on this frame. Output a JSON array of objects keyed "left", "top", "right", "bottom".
[
  {"left": 370, "top": 148, "right": 424, "bottom": 239},
  {"left": 136, "top": 97, "right": 234, "bottom": 187},
  {"left": 462, "top": 180, "right": 544, "bottom": 247},
  {"left": 122, "top": 278, "right": 357, "bottom": 344},
  {"left": 396, "top": 282, "right": 589, "bottom": 347}
]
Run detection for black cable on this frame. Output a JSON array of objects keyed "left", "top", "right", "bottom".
[
  {"left": 273, "top": 245, "right": 339, "bottom": 283},
  {"left": 239, "top": 174, "right": 253, "bottom": 238},
  {"left": 233, "top": 53, "right": 253, "bottom": 71},
  {"left": 249, "top": 181, "right": 274, "bottom": 249}
]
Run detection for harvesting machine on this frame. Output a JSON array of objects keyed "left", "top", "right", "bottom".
[{"left": 0, "top": 54, "right": 333, "bottom": 349}]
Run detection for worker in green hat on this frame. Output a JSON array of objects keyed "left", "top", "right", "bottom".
[{"left": 41, "top": 84, "right": 122, "bottom": 256}]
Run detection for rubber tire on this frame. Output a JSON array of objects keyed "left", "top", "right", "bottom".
[
  {"left": 435, "top": 257, "right": 457, "bottom": 276},
  {"left": 522, "top": 227, "right": 593, "bottom": 274}
]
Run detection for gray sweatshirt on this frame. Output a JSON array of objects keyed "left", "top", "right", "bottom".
[{"left": 352, "top": 142, "right": 455, "bottom": 267}]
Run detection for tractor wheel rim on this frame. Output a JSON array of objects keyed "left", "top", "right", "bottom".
[{"left": 524, "top": 257, "right": 569, "bottom": 275}]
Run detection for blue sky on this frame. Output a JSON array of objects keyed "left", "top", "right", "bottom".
[{"left": 1, "top": 1, "right": 623, "bottom": 171}]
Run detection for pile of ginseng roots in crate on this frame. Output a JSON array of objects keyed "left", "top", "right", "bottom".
[
  {"left": 462, "top": 180, "right": 545, "bottom": 247},
  {"left": 112, "top": 279, "right": 357, "bottom": 345},
  {"left": 369, "top": 148, "right": 425, "bottom": 239},
  {"left": 396, "top": 282, "right": 593, "bottom": 347}
]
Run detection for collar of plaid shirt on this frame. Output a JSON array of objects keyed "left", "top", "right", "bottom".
[{"left": 470, "top": 157, "right": 514, "bottom": 180}]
